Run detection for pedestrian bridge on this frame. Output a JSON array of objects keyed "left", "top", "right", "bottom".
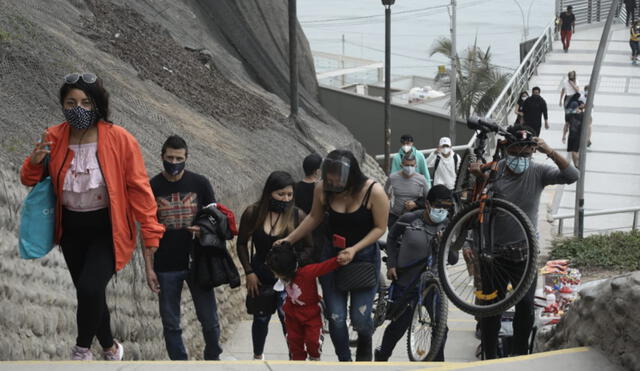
[{"left": 532, "top": 22, "right": 640, "bottom": 235}]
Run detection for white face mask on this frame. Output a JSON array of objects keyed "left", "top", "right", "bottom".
[
  {"left": 442, "top": 147, "right": 451, "bottom": 155},
  {"left": 402, "top": 145, "right": 412, "bottom": 153},
  {"left": 402, "top": 165, "right": 416, "bottom": 175}
]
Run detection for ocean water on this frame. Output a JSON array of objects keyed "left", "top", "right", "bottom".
[{"left": 299, "top": 0, "right": 556, "bottom": 77}]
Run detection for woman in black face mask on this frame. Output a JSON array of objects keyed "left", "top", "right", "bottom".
[
  {"left": 236, "top": 171, "right": 312, "bottom": 360},
  {"left": 20, "top": 73, "right": 164, "bottom": 361},
  {"left": 275, "top": 149, "right": 389, "bottom": 362}
]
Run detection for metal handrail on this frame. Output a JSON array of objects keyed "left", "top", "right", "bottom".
[
  {"left": 484, "top": 21, "right": 555, "bottom": 126},
  {"left": 375, "top": 20, "right": 555, "bottom": 162},
  {"left": 556, "top": 0, "right": 626, "bottom": 25},
  {"left": 551, "top": 206, "right": 640, "bottom": 235}
]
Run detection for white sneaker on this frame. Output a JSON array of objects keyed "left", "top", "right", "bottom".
[
  {"left": 71, "top": 345, "right": 93, "bottom": 360},
  {"left": 103, "top": 340, "right": 124, "bottom": 361},
  {"left": 253, "top": 354, "right": 265, "bottom": 360}
]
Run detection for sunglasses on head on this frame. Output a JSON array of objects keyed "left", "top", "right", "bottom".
[{"left": 63, "top": 72, "right": 98, "bottom": 85}]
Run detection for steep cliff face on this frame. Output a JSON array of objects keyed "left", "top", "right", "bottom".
[{"left": 0, "top": 0, "right": 384, "bottom": 360}]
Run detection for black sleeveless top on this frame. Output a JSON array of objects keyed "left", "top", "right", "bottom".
[
  {"left": 250, "top": 227, "right": 283, "bottom": 286},
  {"left": 328, "top": 182, "right": 376, "bottom": 249}
]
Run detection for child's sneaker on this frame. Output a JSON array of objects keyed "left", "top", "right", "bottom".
[
  {"left": 71, "top": 345, "right": 93, "bottom": 360},
  {"left": 103, "top": 340, "right": 124, "bottom": 361}
]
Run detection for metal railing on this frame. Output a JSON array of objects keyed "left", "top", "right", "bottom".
[
  {"left": 374, "top": 21, "right": 556, "bottom": 163},
  {"left": 484, "top": 22, "right": 556, "bottom": 127},
  {"left": 556, "top": 0, "right": 626, "bottom": 25},
  {"left": 552, "top": 206, "right": 640, "bottom": 235}
]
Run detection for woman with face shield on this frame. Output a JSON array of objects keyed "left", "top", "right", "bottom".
[{"left": 275, "top": 149, "right": 389, "bottom": 361}]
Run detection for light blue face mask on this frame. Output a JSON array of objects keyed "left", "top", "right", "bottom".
[
  {"left": 429, "top": 207, "right": 448, "bottom": 224},
  {"left": 506, "top": 155, "right": 531, "bottom": 174}
]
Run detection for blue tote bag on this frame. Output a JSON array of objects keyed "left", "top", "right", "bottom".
[{"left": 19, "top": 156, "right": 56, "bottom": 259}]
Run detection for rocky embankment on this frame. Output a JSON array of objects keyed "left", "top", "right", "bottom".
[
  {"left": 537, "top": 271, "right": 640, "bottom": 371},
  {"left": 0, "top": 0, "right": 384, "bottom": 360}
]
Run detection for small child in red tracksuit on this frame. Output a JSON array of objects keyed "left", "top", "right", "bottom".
[{"left": 267, "top": 244, "right": 343, "bottom": 361}]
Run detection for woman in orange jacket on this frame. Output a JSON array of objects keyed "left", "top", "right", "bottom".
[{"left": 20, "top": 73, "right": 165, "bottom": 361}]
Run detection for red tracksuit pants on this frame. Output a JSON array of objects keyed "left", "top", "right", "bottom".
[
  {"left": 561, "top": 30, "right": 573, "bottom": 50},
  {"left": 284, "top": 303, "right": 323, "bottom": 360}
]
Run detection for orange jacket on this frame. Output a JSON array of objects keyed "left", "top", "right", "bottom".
[{"left": 20, "top": 121, "right": 165, "bottom": 272}]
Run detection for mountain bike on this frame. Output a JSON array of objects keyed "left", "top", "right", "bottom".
[
  {"left": 372, "top": 235, "right": 448, "bottom": 362},
  {"left": 437, "top": 117, "right": 538, "bottom": 318}
]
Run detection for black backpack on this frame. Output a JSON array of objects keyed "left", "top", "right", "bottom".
[{"left": 433, "top": 153, "right": 460, "bottom": 178}]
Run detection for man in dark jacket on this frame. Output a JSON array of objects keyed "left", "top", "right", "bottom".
[
  {"left": 625, "top": 0, "right": 636, "bottom": 26},
  {"left": 145, "top": 135, "right": 223, "bottom": 360},
  {"left": 522, "top": 86, "right": 549, "bottom": 137}
]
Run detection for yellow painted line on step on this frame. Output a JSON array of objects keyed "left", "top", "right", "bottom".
[
  {"left": 0, "top": 360, "right": 460, "bottom": 367},
  {"left": 0, "top": 348, "right": 589, "bottom": 367},
  {"left": 407, "top": 347, "right": 591, "bottom": 371}
]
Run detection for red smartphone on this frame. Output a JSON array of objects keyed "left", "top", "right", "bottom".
[{"left": 333, "top": 234, "right": 346, "bottom": 249}]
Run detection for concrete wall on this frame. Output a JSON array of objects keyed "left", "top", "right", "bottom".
[{"left": 319, "top": 86, "right": 473, "bottom": 156}]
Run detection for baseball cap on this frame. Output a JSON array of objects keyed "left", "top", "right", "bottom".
[{"left": 439, "top": 137, "right": 452, "bottom": 147}]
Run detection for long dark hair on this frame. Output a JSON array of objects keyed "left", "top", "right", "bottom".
[
  {"left": 59, "top": 76, "right": 110, "bottom": 122},
  {"left": 249, "top": 171, "right": 297, "bottom": 236},
  {"left": 323, "top": 149, "right": 368, "bottom": 204}
]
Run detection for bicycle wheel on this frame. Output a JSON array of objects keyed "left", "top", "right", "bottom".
[
  {"left": 406, "top": 276, "right": 448, "bottom": 361},
  {"left": 437, "top": 198, "right": 538, "bottom": 317},
  {"left": 453, "top": 148, "right": 477, "bottom": 212}
]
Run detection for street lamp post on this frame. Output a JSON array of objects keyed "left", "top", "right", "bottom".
[
  {"left": 512, "top": 0, "right": 536, "bottom": 40},
  {"left": 382, "top": 0, "right": 395, "bottom": 175},
  {"left": 449, "top": 0, "right": 457, "bottom": 144},
  {"left": 574, "top": 0, "right": 619, "bottom": 238},
  {"left": 289, "top": 0, "right": 299, "bottom": 119}
]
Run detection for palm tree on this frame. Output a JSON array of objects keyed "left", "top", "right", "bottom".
[{"left": 430, "top": 38, "right": 510, "bottom": 119}]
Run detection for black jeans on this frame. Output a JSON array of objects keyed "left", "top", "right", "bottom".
[
  {"left": 61, "top": 208, "right": 115, "bottom": 349},
  {"left": 630, "top": 40, "right": 639, "bottom": 58},
  {"left": 479, "top": 258, "right": 536, "bottom": 359},
  {"left": 252, "top": 291, "right": 286, "bottom": 356}
]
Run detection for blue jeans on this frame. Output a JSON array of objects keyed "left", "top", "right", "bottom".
[
  {"left": 252, "top": 291, "right": 286, "bottom": 356},
  {"left": 319, "top": 244, "right": 380, "bottom": 361},
  {"left": 157, "top": 270, "right": 222, "bottom": 360}
]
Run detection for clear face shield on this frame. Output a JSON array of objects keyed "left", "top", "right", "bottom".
[{"left": 322, "top": 157, "right": 351, "bottom": 193}]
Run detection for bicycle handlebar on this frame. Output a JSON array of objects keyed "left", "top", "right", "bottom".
[
  {"left": 466, "top": 116, "right": 501, "bottom": 133},
  {"left": 467, "top": 117, "right": 518, "bottom": 144}
]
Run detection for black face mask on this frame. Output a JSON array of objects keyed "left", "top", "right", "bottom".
[
  {"left": 163, "top": 160, "right": 185, "bottom": 176},
  {"left": 269, "top": 198, "right": 291, "bottom": 214}
]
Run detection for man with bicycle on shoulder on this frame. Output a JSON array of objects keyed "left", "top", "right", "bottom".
[
  {"left": 469, "top": 125, "right": 579, "bottom": 359},
  {"left": 375, "top": 185, "right": 457, "bottom": 362}
]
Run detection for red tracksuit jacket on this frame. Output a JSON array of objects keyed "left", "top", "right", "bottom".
[{"left": 282, "top": 257, "right": 340, "bottom": 360}]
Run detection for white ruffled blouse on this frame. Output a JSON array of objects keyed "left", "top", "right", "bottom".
[{"left": 62, "top": 142, "right": 109, "bottom": 212}]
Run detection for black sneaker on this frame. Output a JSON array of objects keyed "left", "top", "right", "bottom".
[
  {"left": 355, "top": 335, "right": 373, "bottom": 361},
  {"left": 374, "top": 347, "right": 388, "bottom": 362}
]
